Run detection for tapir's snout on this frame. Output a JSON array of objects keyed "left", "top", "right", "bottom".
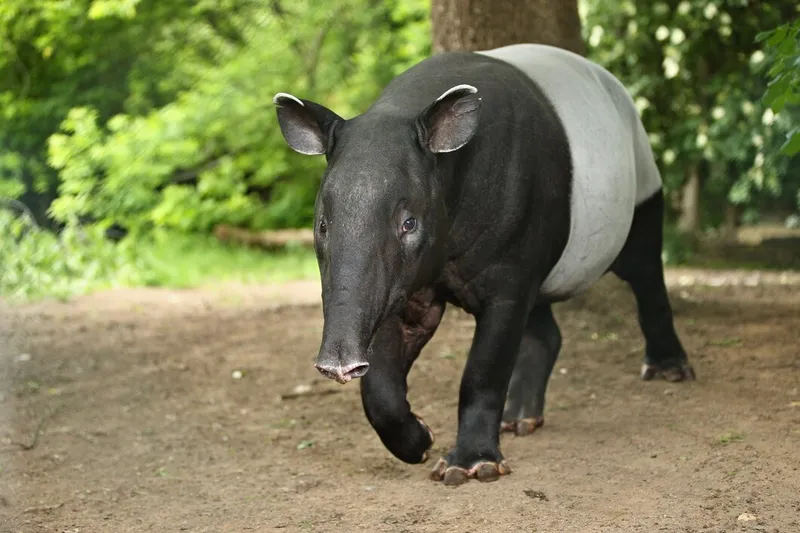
[
  {"left": 315, "top": 335, "right": 371, "bottom": 384},
  {"left": 315, "top": 360, "right": 370, "bottom": 384}
]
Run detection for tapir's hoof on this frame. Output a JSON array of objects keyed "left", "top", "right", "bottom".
[
  {"left": 429, "top": 457, "right": 511, "bottom": 486},
  {"left": 413, "top": 413, "right": 435, "bottom": 463},
  {"left": 500, "top": 416, "right": 544, "bottom": 437},
  {"left": 640, "top": 362, "right": 696, "bottom": 382}
]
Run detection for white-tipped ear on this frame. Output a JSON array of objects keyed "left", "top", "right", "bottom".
[
  {"left": 273, "top": 92, "right": 305, "bottom": 107},
  {"left": 434, "top": 84, "right": 478, "bottom": 103},
  {"left": 421, "top": 84, "right": 482, "bottom": 154},
  {"left": 273, "top": 93, "right": 343, "bottom": 156}
]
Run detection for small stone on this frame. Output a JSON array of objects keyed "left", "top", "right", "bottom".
[
  {"left": 664, "top": 389, "right": 674, "bottom": 396},
  {"left": 523, "top": 489, "right": 548, "bottom": 501},
  {"left": 292, "top": 384, "right": 312, "bottom": 395},
  {"left": 231, "top": 370, "right": 243, "bottom": 380},
  {"left": 737, "top": 513, "right": 757, "bottom": 522},
  {"left": 559, "top": 368, "right": 568, "bottom": 375},
  {"left": 15, "top": 353, "right": 31, "bottom": 363}
]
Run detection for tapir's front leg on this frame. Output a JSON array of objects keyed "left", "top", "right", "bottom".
[
  {"left": 360, "top": 295, "right": 445, "bottom": 464},
  {"left": 430, "top": 299, "right": 529, "bottom": 486}
]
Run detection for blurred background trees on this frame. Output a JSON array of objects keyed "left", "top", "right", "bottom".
[
  {"left": 585, "top": 0, "right": 799, "bottom": 240},
  {"left": 1, "top": 0, "right": 798, "bottom": 299}
]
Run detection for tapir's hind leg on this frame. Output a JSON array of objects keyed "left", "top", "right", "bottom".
[
  {"left": 501, "top": 304, "right": 561, "bottom": 436},
  {"left": 609, "top": 190, "right": 696, "bottom": 381}
]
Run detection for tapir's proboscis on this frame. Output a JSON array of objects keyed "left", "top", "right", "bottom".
[{"left": 273, "top": 44, "right": 695, "bottom": 486}]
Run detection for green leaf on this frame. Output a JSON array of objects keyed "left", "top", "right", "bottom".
[{"left": 780, "top": 128, "right": 800, "bottom": 156}]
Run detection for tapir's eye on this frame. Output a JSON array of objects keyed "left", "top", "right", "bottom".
[
  {"left": 318, "top": 220, "right": 328, "bottom": 235},
  {"left": 401, "top": 217, "right": 417, "bottom": 235}
]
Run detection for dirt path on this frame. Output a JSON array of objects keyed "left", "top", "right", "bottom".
[{"left": 1, "top": 270, "right": 799, "bottom": 532}]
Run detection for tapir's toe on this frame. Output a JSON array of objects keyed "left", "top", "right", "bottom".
[
  {"left": 430, "top": 457, "right": 511, "bottom": 486},
  {"left": 640, "top": 362, "right": 696, "bottom": 382},
  {"left": 500, "top": 416, "right": 544, "bottom": 437},
  {"left": 471, "top": 461, "right": 511, "bottom": 482},
  {"left": 412, "top": 413, "right": 435, "bottom": 463},
  {"left": 442, "top": 466, "right": 470, "bottom": 486},
  {"left": 429, "top": 457, "right": 449, "bottom": 481}
]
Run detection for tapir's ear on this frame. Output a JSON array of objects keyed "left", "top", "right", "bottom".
[
  {"left": 273, "top": 92, "right": 343, "bottom": 155},
  {"left": 419, "top": 84, "right": 481, "bottom": 154}
]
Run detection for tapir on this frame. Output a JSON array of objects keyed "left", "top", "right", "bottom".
[{"left": 273, "top": 43, "right": 695, "bottom": 486}]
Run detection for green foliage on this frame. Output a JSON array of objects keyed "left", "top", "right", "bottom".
[
  {"left": 0, "top": 211, "right": 319, "bottom": 301},
  {"left": 1, "top": 0, "right": 429, "bottom": 300},
  {"left": 44, "top": 0, "right": 431, "bottom": 234},
  {"left": 759, "top": 19, "right": 800, "bottom": 157},
  {"left": 0, "top": 213, "right": 148, "bottom": 301},
  {"left": 661, "top": 223, "right": 695, "bottom": 265},
  {"left": 583, "top": 0, "right": 800, "bottom": 217},
  {"left": 140, "top": 232, "right": 318, "bottom": 288},
  {"left": 0, "top": 0, "right": 261, "bottom": 223},
  {"left": 5, "top": 0, "right": 799, "bottom": 300}
]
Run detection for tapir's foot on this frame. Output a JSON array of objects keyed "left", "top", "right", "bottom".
[
  {"left": 500, "top": 416, "right": 544, "bottom": 437},
  {"left": 640, "top": 361, "right": 696, "bottom": 382},
  {"left": 429, "top": 452, "right": 512, "bottom": 486},
  {"left": 376, "top": 412, "right": 435, "bottom": 464}
]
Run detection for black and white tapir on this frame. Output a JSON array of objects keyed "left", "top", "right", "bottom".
[{"left": 273, "top": 43, "right": 695, "bottom": 486}]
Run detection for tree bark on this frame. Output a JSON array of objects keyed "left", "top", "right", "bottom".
[
  {"left": 431, "top": 0, "right": 585, "bottom": 55},
  {"left": 678, "top": 165, "right": 702, "bottom": 234},
  {"left": 721, "top": 202, "right": 740, "bottom": 243}
]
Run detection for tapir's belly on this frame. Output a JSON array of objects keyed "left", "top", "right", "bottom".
[{"left": 479, "top": 44, "right": 662, "bottom": 298}]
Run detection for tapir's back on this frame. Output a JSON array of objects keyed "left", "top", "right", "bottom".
[{"left": 479, "top": 44, "right": 663, "bottom": 298}]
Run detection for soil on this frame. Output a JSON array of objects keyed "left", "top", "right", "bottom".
[{"left": 1, "top": 269, "right": 799, "bottom": 533}]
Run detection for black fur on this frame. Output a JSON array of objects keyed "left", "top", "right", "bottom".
[{"left": 274, "top": 50, "right": 692, "bottom": 484}]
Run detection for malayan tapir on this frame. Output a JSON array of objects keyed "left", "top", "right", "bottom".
[{"left": 273, "top": 43, "right": 695, "bottom": 486}]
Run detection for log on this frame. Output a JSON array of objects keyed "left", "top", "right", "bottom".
[{"left": 213, "top": 224, "right": 314, "bottom": 249}]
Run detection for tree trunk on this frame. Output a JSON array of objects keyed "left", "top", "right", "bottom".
[
  {"left": 678, "top": 165, "right": 702, "bottom": 234},
  {"left": 721, "top": 203, "right": 739, "bottom": 242},
  {"left": 431, "top": 0, "right": 585, "bottom": 55}
]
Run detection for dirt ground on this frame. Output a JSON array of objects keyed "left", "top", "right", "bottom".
[{"left": 1, "top": 269, "right": 799, "bottom": 533}]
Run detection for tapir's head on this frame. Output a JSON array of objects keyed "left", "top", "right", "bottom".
[{"left": 273, "top": 85, "right": 481, "bottom": 384}]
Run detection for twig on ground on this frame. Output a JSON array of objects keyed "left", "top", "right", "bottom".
[
  {"left": 10, "top": 404, "right": 63, "bottom": 451},
  {"left": 280, "top": 384, "right": 342, "bottom": 400},
  {"left": 213, "top": 225, "right": 314, "bottom": 249},
  {"left": 24, "top": 502, "right": 64, "bottom": 514}
]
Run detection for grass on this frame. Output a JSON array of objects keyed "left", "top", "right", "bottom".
[
  {"left": 1, "top": 229, "right": 319, "bottom": 303},
  {"left": 716, "top": 432, "right": 745, "bottom": 445},
  {"left": 3, "top": 220, "right": 797, "bottom": 304},
  {"left": 707, "top": 337, "right": 743, "bottom": 347},
  {"left": 141, "top": 232, "right": 319, "bottom": 288}
]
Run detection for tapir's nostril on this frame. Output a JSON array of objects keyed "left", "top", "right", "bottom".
[
  {"left": 344, "top": 362, "right": 370, "bottom": 379},
  {"left": 315, "top": 361, "right": 370, "bottom": 384}
]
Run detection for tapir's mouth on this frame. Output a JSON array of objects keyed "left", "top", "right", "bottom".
[{"left": 314, "top": 361, "right": 370, "bottom": 384}]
